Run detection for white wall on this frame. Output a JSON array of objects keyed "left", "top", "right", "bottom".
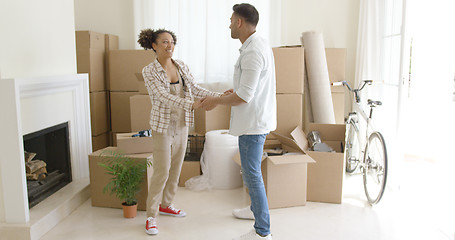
[
  {"left": 74, "top": 0, "right": 135, "bottom": 49},
  {"left": 281, "top": 0, "right": 360, "bottom": 87},
  {"left": 0, "top": 0, "right": 77, "bottom": 223},
  {"left": 0, "top": 0, "right": 77, "bottom": 79}
]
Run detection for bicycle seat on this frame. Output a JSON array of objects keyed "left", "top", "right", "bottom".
[{"left": 367, "top": 99, "right": 382, "bottom": 107}]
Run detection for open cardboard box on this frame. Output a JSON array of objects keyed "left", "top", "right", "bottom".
[
  {"left": 116, "top": 132, "right": 153, "bottom": 154},
  {"left": 233, "top": 127, "right": 315, "bottom": 209}
]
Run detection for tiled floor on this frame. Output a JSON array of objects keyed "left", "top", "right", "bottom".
[{"left": 40, "top": 159, "right": 455, "bottom": 240}]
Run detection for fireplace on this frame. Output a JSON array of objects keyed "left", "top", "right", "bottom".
[{"left": 23, "top": 122, "right": 72, "bottom": 208}]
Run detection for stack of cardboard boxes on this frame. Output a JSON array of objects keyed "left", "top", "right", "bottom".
[{"left": 76, "top": 31, "right": 119, "bottom": 152}]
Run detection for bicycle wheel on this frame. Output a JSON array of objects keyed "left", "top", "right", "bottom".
[
  {"left": 362, "top": 131, "right": 388, "bottom": 205},
  {"left": 345, "top": 119, "right": 361, "bottom": 173}
]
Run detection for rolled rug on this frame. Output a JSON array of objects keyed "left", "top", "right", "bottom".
[{"left": 301, "top": 31, "right": 336, "bottom": 124}]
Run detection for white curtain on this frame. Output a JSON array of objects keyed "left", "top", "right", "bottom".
[{"left": 133, "top": 0, "right": 281, "bottom": 84}]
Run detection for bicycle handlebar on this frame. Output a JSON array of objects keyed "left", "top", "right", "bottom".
[{"left": 331, "top": 80, "right": 373, "bottom": 103}]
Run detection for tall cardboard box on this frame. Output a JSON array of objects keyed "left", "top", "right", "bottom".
[
  {"left": 233, "top": 128, "right": 315, "bottom": 209},
  {"left": 75, "top": 31, "right": 106, "bottom": 92},
  {"left": 90, "top": 91, "right": 109, "bottom": 136},
  {"left": 275, "top": 94, "right": 303, "bottom": 137},
  {"left": 88, "top": 147, "right": 153, "bottom": 210},
  {"left": 130, "top": 95, "right": 152, "bottom": 132},
  {"left": 194, "top": 105, "right": 231, "bottom": 135},
  {"left": 110, "top": 92, "right": 137, "bottom": 133},
  {"left": 109, "top": 50, "right": 156, "bottom": 92},
  {"left": 105, "top": 34, "right": 119, "bottom": 90},
  {"left": 92, "top": 132, "right": 110, "bottom": 152},
  {"left": 303, "top": 123, "right": 346, "bottom": 204},
  {"left": 273, "top": 46, "right": 304, "bottom": 94}
]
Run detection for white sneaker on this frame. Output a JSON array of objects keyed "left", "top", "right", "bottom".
[
  {"left": 233, "top": 230, "right": 272, "bottom": 240},
  {"left": 145, "top": 217, "right": 158, "bottom": 235},
  {"left": 232, "top": 206, "right": 255, "bottom": 220}
]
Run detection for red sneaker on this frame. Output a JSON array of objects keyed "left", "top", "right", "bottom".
[
  {"left": 145, "top": 217, "right": 158, "bottom": 235},
  {"left": 159, "top": 205, "right": 186, "bottom": 217}
]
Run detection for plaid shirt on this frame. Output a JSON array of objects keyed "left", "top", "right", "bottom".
[{"left": 143, "top": 59, "right": 222, "bottom": 133}]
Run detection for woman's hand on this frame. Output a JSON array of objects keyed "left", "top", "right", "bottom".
[{"left": 222, "top": 89, "right": 234, "bottom": 96}]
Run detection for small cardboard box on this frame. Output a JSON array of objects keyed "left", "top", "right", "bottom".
[
  {"left": 90, "top": 91, "right": 110, "bottom": 136},
  {"left": 89, "top": 147, "right": 153, "bottom": 211},
  {"left": 130, "top": 95, "right": 152, "bottom": 132},
  {"left": 194, "top": 105, "right": 231, "bottom": 135},
  {"left": 303, "top": 123, "right": 346, "bottom": 204},
  {"left": 233, "top": 127, "right": 315, "bottom": 209},
  {"left": 108, "top": 50, "right": 156, "bottom": 92},
  {"left": 116, "top": 132, "right": 153, "bottom": 154},
  {"left": 110, "top": 92, "right": 137, "bottom": 133},
  {"left": 178, "top": 161, "right": 201, "bottom": 187},
  {"left": 75, "top": 31, "right": 106, "bottom": 92},
  {"left": 273, "top": 46, "right": 305, "bottom": 94},
  {"left": 92, "top": 132, "right": 110, "bottom": 152}
]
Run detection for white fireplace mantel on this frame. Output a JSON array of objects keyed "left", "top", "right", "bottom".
[{"left": 0, "top": 74, "right": 92, "bottom": 225}]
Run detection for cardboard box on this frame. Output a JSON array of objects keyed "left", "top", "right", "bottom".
[
  {"left": 273, "top": 46, "right": 305, "bottom": 94},
  {"left": 92, "top": 132, "right": 110, "bottom": 152},
  {"left": 304, "top": 123, "right": 346, "bottom": 204},
  {"left": 105, "top": 34, "right": 119, "bottom": 90},
  {"left": 110, "top": 92, "right": 137, "bottom": 132},
  {"left": 194, "top": 105, "right": 231, "bottom": 135},
  {"left": 108, "top": 50, "right": 156, "bottom": 91},
  {"left": 178, "top": 161, "right": 201, "bottom": 187},
  {"left": 275, "top": 94, "right": 303, "bottom": 137},
  {"left": 233, "top": 127, "right": 315, "bottom": 209},
  {"left": 76, "top": 31, "right": 106, "bottom": 92},
  {"left": 135, "top": 73, "right": 148, "bottom": 95},
  {"left": 89, "top": 147, "right": 153, "bottom": 210},
  {"left": 325, "top": 48, "right": 347, "bottom": 83},
  {"left": 116, "top": 132, "right": 153, "bottom": 154},
  {"left": 130, "top": 95, "right": 152, "bottom": 132},
  {"left": 90, "top": 91, "right": 110, "bottom": 136}
]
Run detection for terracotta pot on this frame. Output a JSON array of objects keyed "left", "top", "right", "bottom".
[{"left": 122, "top": 202, "right": 137, "bottom": 218}]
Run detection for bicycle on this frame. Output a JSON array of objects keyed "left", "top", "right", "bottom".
[{"left": 332, "top": 80, "right": 388, "bottom": 205}]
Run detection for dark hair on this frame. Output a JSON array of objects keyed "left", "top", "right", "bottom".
[
  {"left": 137, "top": 28, "right": 177, "bottom": 52},
  {"left": 233, "top": 3, "right": 259, "bottom": 27}
]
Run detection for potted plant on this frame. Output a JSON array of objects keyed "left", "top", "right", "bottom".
[{"left": 98, "top": 150, "right": 151, "bottom": 218}]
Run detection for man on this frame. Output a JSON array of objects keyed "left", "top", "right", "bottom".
[{"left": 200, "top": 3, "right": 276, "bottom": 240}]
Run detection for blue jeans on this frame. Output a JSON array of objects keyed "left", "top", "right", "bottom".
[{"left": 239, "top": 134, "right": 270, "bottom": 236}]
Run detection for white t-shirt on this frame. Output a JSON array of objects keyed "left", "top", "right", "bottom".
[{"left": 229, "top": 32, "right": 277, "bottom": 136}]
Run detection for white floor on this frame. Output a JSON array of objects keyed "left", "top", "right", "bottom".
[{"left": 40, "top": 159, "right": 455, "bottom": 240}]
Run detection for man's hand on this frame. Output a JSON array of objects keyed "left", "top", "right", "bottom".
[{"left": 200, "top": 96, "right": 220, "bottom": 111}]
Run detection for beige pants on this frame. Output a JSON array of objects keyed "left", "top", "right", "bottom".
[{"left": 146, "top": 119, "right": 188, "bottom": 218}]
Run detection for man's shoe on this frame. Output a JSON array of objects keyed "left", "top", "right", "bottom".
[
  {"left": 233, "top": 230, "right": 272, "bottom": 240},
  {"left": 232, "top": 206, "right": 255, "bottom": 220},
  {"left": 145, "top": 217, "right": 158, "bottom": 235},
  {"left": 159, "top": 204, "right": 186, "bottom": 217}
]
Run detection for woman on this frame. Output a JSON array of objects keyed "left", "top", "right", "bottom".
[{"left": 137, "top": 28, "right": 222, "bottom": 235}]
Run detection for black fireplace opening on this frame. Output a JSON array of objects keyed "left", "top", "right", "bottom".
[{"left": 23, "top": 122, "right": 72, "bottom": 208}]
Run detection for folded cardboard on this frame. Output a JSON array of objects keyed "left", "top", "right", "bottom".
[
  {"left": 273, "top": 46, "right": 305, "bottom": 94},
  {"left": 178, "top": 161, "right": 201, "bottom": 187},
  {"left": 233, "top": 127, "right": 315, "bottom": 209},
  {"left": 116, "top": 132, "right": 153, "bottom": 154},
  {"left": 92, "top": 132, "right": 110, "bottom": 152},
  {"left": 130, "top": 95, "right": 152, "bottom": 132},
  {"left": 75, "top": 31, "right": 106, "bottom": 92},
  {"left": 90, "top": 91, "right": 109, "bottom": 135},
  {"left": 297, "top": 123, "right": 346, "bottom": 204},
  {"left": 194, "top": 105, "right": 231, "bottom": 135},
  {"left": 110, "top": 92, "right": 137, "bottom": 133},
  {"left": 105, "top": 34, "right": 119, "bottom": 90},
  {"left": 108, "top": 50, "right": 156, "bottom": 91},
  {"left": 275, "top": 93, "right": 303, "bottom": 137},
  {"left": 135, "top": 73, "right": 148, "bottom": 95},
  {"left": 89, "top": 147, "right": 153, "bottom": 210}
]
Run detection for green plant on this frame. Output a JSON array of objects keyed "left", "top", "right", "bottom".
[{"left": 98, "top": 150, "right": 152, "bottom": 206}]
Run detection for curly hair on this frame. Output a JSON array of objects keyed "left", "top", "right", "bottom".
[{"left": 137, "top": 28, "right": 177, "bottom": 52}]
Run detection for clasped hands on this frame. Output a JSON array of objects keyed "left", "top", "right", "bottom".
[{"left": 192, "top": 89, "right": 233, "bottom": 111}]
